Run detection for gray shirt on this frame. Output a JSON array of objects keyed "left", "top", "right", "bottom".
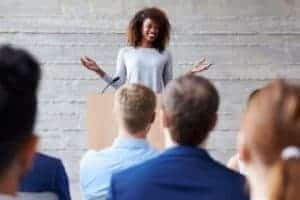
[{"left": 103, "top": 47, "right": 172, "bottom": 93}]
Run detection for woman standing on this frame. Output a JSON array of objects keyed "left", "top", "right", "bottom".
[{"left": 81, "top": 7, "right": 210, "bottom": 93}]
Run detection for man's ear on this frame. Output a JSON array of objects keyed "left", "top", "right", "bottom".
[
  {"left": 149, "top": 111, "right": 156, "bottom": 124},
  {"left": 19, "top": 135, "right": 38, "bottom": 173},
  {"left": 237, "top": 130, "right": 251, "bottom": 164},
  {"left": 239, "top": 145, "right": 251, "bottom": 164}
]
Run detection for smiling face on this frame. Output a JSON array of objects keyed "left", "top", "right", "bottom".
[{"left": 141, "top": 18, "right": 159, "bottom": 44}]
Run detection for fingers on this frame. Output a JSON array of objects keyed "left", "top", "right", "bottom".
[
  {"left": 191, "top": 63, "right": 212, "bottom": 73},
  {"left": 193, "top": 58, "right": 208, "bottom": 68},
  {"left": 197, "top": 57, "right": 207, "bottom": 65},
  {"left": 80, "top": 57, "right": 94, "bottom": 70},
  {"left": 198, "top": 63, "right": 211, "bottom": 70},
  {"left": 80, "top": 57, "right": 87, "bottom": 66},
  {"left": 84, "top": 56, "right": 91, "bottom": 61},
  {"left": 80, "top": 56, "right": 94, "bottom": 66}
]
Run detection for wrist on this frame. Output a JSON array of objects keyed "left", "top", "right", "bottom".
[
  {"left": 186, "top": 70, "right": 193, "bottom": 76},
  {"left": 95, "top": 68, "right": 105, "bottom": 77}
]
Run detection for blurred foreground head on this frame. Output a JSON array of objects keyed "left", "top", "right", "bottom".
[
  {"left": 0, "top": 45, "right": 40, "bottom": 194},
  {"left": 239, "top": 79, "right": 300, "bottom": 200}
]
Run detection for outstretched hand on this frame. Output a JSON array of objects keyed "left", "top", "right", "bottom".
[
  {"left": 80, "top": 56, "right": 101, "bottom": 72},
  {"left": 189, "top": 58, "right": 212, "bottom": 74}
]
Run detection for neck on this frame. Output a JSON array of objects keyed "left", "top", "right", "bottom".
[
  {"left": 140, "top": 39, "right": 153, "bottom": 48},
  {"left": 118, "top": 127, "right": 147, "bottom": 139},
  {"left": 164, "top": 129, "right": 208, "bottom": 149},
  {"left": 164, "top": 128, "right": 176, "bottom": 148},
  {"left": 247, "top": 164, "right": 270, "bottom": 200},
  {"left": 0, "top": 165, "right": 20, "bottom": 196}
]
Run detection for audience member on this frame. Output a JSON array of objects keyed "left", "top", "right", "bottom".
[
  {"left": 227, "top": 89, "right": 260, "bottom": 175},
  {"left": 107, "top": 75, "right": 249, "bottom": 200},
  {"left": 19, "top": 153, "right": 71, "bottom": 200},
  {"left": 238, "top": 79, "right": 300, "bottom": 200},
  {"left": 80, "top": 84, "right": 158, "bottom": 200},
  {"left": 0, "top": 45, "right": 40, "bottom": 199}
]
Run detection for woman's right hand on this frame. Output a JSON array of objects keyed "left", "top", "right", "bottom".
[
  {"left": 80, "top": 56, "right": 100, "bottom": 72},
  {"left": 80, "top": 56, "right": 106, "bottom": 77}
]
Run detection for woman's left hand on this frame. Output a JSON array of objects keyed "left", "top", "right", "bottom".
[{"left": 189, "top": 58, "right": 212, "bottom": 74}]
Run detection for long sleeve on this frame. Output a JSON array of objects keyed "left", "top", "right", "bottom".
[
  {"left": 102, "top": 48, "right": 127, "bottom": 89},
  {"left": 162, "top": 51, "right": 173, "bottom": 87}
]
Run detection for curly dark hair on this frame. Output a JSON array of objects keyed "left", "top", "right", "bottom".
[{"left": 127, "top": 7, "right": 171, "bottom": 52}]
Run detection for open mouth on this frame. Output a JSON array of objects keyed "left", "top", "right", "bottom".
[{"left": 147, "top": 33, "right": 156, "bottom": 39}]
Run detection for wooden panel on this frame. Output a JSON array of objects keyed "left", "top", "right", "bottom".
[{"left": 87, "top": 93, "right": 165, "bottom": 150}]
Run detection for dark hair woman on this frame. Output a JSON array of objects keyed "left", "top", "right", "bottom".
[{"left": 80, "top": 7, "right": 210, "bottom": 93}]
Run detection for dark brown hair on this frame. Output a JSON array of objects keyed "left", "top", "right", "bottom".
[
  {"left": 242, "top": 79, "right": 300, "bottom": 200},
  {"left": 162, "top": 75, "right": 219, "bottom": 146},
  {"left": 127, "top": 7, "right": 171, "bottom": 52},
  {"left": 0, "top": 45, "right": 40, "bottom": 177}
]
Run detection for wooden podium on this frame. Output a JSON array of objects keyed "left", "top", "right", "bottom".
[{"left": 87, "top": 93, "right": 165, "bottom": 150}]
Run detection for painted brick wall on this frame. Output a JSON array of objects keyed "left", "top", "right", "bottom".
[{"left": 1, "top": 0, "right": 299, "bottom": 199}]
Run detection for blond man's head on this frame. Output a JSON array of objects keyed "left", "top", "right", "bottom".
[{"left": 114, "top": 84, "right": 156, "bottom": 134}]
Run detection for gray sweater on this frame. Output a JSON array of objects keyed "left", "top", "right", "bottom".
[{"left": 102, "top": 46, "right": 172, "bottom": 93}]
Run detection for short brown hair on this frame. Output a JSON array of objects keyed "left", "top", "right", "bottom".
[
  {"left": 162, "top": 75, "right": 219, "bottom": 146},
  {"left": 114, "top": 83, "right": 156, "bottom": 134},
  {"left": 127, "top": 7, "right": 171, "bottom": 52}
]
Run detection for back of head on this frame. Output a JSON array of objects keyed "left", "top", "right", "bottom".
[
  {"left": 114, "top": 84, "right": 156, "bottom": 134},
  {"left": 162, "top": 75, "right": 219, "bottom": 146},
  {"left": 0, "top": 45, "right": 40, "bottom": 177},
  {"left": 241, "top": 79, "right": 300, "bottom": 200}
]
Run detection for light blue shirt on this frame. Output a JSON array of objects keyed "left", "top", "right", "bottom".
[{"left": 80, "top": 137, "right": 158, "bottom": 200}]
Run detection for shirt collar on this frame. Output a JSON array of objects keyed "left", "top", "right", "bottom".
[
  {"left": 162, "top": 145, "right": 212, "bottom": 160},
  {"left": 112, "top": 136, "right": 150, "bottom": 149}
]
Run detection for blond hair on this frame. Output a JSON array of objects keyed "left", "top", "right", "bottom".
[
  {"left": 114, "top": 84, "right": 156, "bottom": 134},
  {"left": 242, "top": 79, "right": 300, "bottom": 200}
]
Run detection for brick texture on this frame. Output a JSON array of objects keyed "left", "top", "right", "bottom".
[{"left": 0, "top": 0, "right": 299, "bottom": 199}]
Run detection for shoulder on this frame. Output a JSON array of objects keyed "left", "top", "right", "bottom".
[
  {"left": 80, "top": 148, "right": 116, "bottom": 169},
  {"left": 80, "top": 150, "right": 96, "bottom": 160},
  {"left": 211, "top": 160, "right": 248, "bottom": 191},
  {"left": 35, "top": 153, "right": 62, "bottom": 168},
  {"left": 205, "top": 158, "right": 249, "bottom": 198},
  {"left": 148, "top": 147, "right": 160, "bottom": 157},
  {"left": 161, "top": 49, "right": 172, "bottom": 61},
  {"left": 163, "top": 48, "right": 171, "bottom": 55},
  {"left": 80, "top": 149, "right": 108, "bottom": 163},
  {"left": 221, "top": 168, "right": 249, "bottom": 199},
  {"left": 27, "top": 153, "right": 65, "bottom": 179},
  {"left": 111, "top": 154, "right": 160, "bottom": 183},
  {"left": 212, "top": 158, "right": 246, "bottom": 180},
  {"left": 118, "top": 46, "right": 134, "bottom": 54}
]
